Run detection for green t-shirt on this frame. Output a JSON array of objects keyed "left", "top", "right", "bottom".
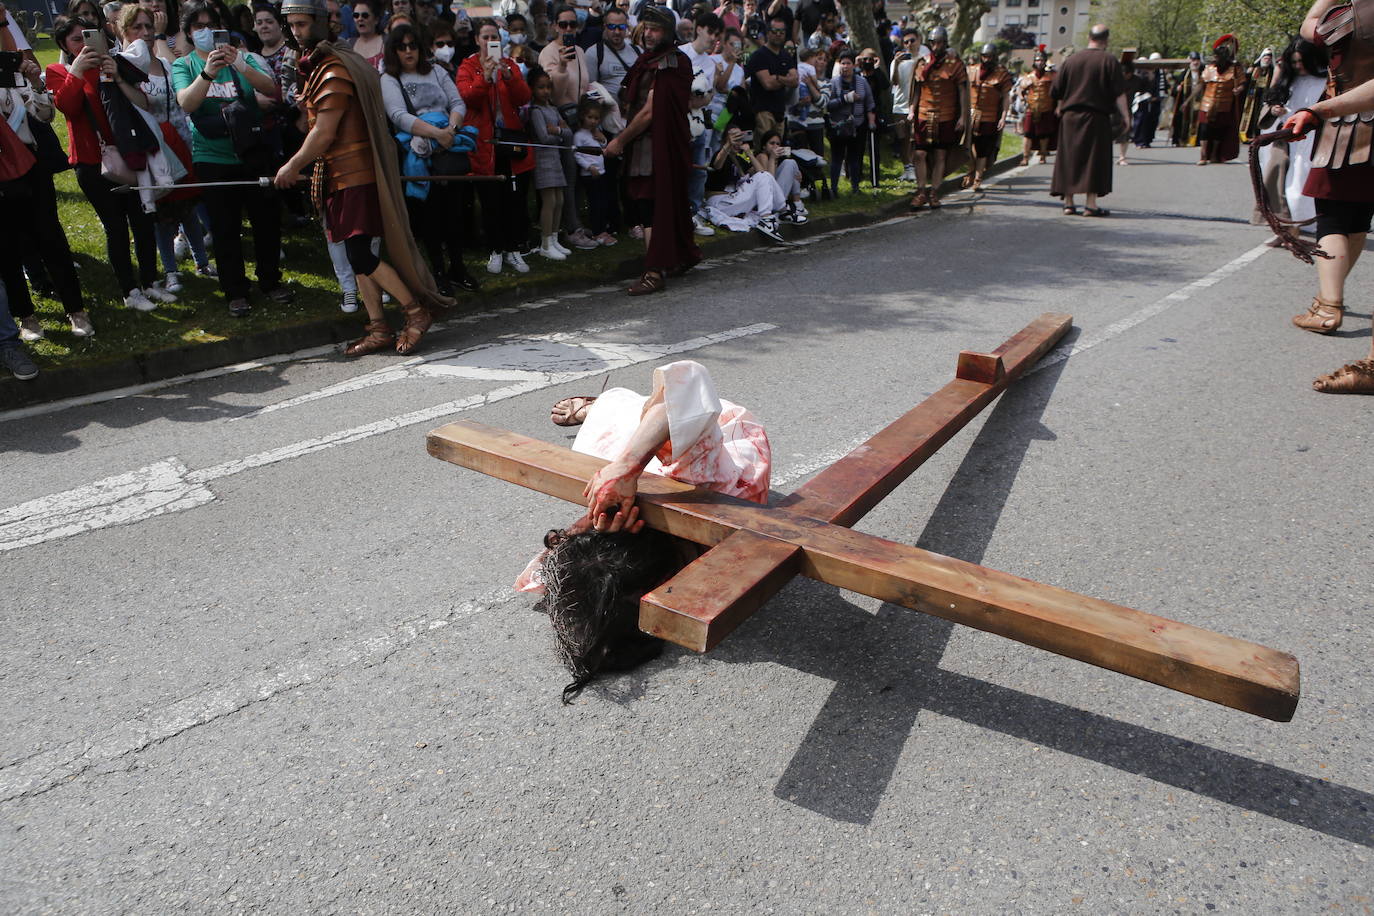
[{"left": 170, "top": 52, "right": 268, "bottom": 165}]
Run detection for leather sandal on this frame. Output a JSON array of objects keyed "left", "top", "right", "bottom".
[
  {"left": 1313, "top": 358, "right": 1374, "bottom": 394},
  {"left": 909, "top": 189, "right": 928, "bottom": 210},
  {"left": 961, "top": 174, "right": 974, "bottom": 189},
  {"left": 551, "top": 395, "right": 597, "bottom": 426},
  {"left": 1292, "top": 297, "right": 1344, "bottom": 334},
  {"left": 627, "top": 270, "right": 665, "bottom": 296},
  {"left": 344, "top": 319, "right": 396, "bottom": 357},
  {"left": 395, "top": 301, "right": 433, "bottom": 354}
]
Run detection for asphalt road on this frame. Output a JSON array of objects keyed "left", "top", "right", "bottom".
[{"left": 2, "top": 145, "right": 1372, "bottom": 915}]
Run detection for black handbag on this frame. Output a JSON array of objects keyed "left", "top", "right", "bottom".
[
  {"left": 28, "top": 115, "right": 71, "bottom": 176},
  {"left": 189, "top": 63, "right": 274, "bottom": 170}
]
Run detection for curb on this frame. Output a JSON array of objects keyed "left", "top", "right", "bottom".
[{"left": 1, "top": 154, "right": 1020, "bottom": 412}]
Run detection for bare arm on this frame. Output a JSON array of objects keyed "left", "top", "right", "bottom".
[
  {"left": 603, "top": 88, "right": 653, "bottom": 155},
  {"left": 273, "top": 106, "right": 343, "bottom": 186},
  {"left": 583, "top": 399, "right": 671, "bottom": 520},
  {"left": 1302, "top": 0, "right": 1339, "bottom": 41}
]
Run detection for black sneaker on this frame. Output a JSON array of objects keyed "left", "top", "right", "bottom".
[
  {"left": 450, "top": 271, "right": 481, "bottom": 292},
  {"left": 228, "top": 298, "right": 252, "bottom": 318},
  {"left": 755, "top": 217, "right": 785, "bottom": 243},
  {"left": 265, "top": 286, "right": 295, "bottom": 304},
  {"left": 1, "top": 345, "right": 39, "bottom": 380}
]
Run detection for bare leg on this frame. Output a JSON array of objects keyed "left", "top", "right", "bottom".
[
  {"left": 1086, "top": 193, "right": 1098, "bottom": 211},
  {"left": 1316, "top": 232, "right": 1365, "bottom": 303},
  {"left": 928, "top": 149, "right": 947, "bottom": 203},
  {"left": 1117, "top": 140, "right": 1129, "bottom": 164},
  {"left": 357, "top": 273, "right": 384, "bottom": 322},
  {"left": 1038, "top": 138, "right": 1049, "bottom": 162},
  {"left": 360, "top": 261, "right": 414, "bottom": 306},
  {"left": 1021, "top": 135, "right": 1032, "bottom": 165},
  {"left": 913, "top": 149, "right": 928, "bottom": 190},
  {"left": 1063, "top": 193, "right": 1076, "bottom": 211}
]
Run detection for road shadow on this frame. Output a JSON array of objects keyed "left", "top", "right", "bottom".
[{"left": 693, "top": 354, "right": 1374, "bottom": 849}]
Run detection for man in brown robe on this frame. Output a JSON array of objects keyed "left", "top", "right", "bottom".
[
  {"left": 274, "top": 0, "right": 450, "bottom": 355},
  {"left": 605, "top": 5, "right": 700, "bottom": 295},
  {"left": 1050, "top": 24, "right": 1127, "bottom": 216}
]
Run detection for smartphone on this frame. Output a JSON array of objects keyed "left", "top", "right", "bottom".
[
  {"left": 212, "top": 29, "right": 231, "bottom": 49},
  {"left": 0, "top": 51, "right": 23, "bottom": 89},
  {"left": 739, "top": 130, "right": 753, "bottom": 143},
  {"left": 81, "top": 29, "right": 109, "bottom": 54},
  {"left": 777, "top": 146, "right": 791, "bottom": 156},
  {"left": 486, "top": 39, "right": 501, "bottom": 60},
  {"left": 560, "top": 33, "right": 575, "bottom": 47}
]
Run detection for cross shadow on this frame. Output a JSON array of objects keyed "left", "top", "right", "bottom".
[{"left": 709, "top": 358, "right": 1374, "bottom": 847}]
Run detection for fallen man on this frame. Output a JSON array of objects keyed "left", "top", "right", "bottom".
[{"left": 516, "top": 361, "right": 772, "bottom": 701}]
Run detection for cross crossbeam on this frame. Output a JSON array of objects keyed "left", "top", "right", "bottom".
[{"left": 426, "top": 315, "right": 1301, "bottom": 722}]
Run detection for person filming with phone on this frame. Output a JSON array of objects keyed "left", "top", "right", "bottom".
[
  {"left": 537, "top": 4, "right": 598, "bottom": 249},
  {"left": 172, "top": 0, "right": 291, "bottom": 318}
]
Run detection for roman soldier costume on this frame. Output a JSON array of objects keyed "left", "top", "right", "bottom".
[
  {"left": 1018, "top": 47, "right": 1057, "bottom": 163},
  {"left": 282, "top": 0, "right": 449, "bottom": 355},
  {"left": 1286, "top": 0, "right": 1374, "bottom": 396},
  {"left": 1197, "top": 34, "right": 1246, "bottom": 163},
  {"left": 911, "top": 47, "right": 966, "bottom": 149},
  {"left": 968, "top": 52, "right": 1013, "bottom": 159},
  {"left": 1240, "top": 49, "right": 1274, "bottom": 140}
]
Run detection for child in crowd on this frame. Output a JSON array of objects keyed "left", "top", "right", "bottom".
[
  {"left": 525, "top": 68, "right": 572, "bottom": 261},
  {"left": 573, "top": 98, "right": 616, "bottom": 247}
]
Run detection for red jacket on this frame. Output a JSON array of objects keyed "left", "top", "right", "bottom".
[
  {"left": 455, "top": 54, "right": 533, "bottom": 177},
  {"left": 46, "top": 63, "right": 114, "bottom": 166}
]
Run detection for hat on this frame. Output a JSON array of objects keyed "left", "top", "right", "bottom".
[
  {"left": 1212, "top": 33, "right": 1238, "bottom": 54},
  {"left": 639, "top": 4, "right": 674, "bottom": 30},
  {"left": 980, "top": 42, "right": 996, "bottom": 55},
  {"left": 929, "top": 24, "right": 947, "bottom": 42},
  {"left": 281, "top": 0, "right": 327, "bottom": 17}
]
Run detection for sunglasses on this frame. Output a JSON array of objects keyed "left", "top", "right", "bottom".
[
  {"left": 603, "top": 22, "right": 627, "bottom": 30},
  {"left": 767, "top": 25, "right": 784, "bottom": 32},
  {"left": 556, "top": 19, "right": 577, "bottom": 27},
  {"left": 397, "top": 41, "right": 417, "bottom": 49},
  {"left": 353, "top": 10, "right": 371, "bottom": 18}
]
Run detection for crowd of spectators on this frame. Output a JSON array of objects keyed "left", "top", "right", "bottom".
[{"left": 0, "top": 0, "right": 1016, "bottom": 381}]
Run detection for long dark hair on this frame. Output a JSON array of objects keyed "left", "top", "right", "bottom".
[
  {"left": 537, "top": 528, "right": 681, "bottom": 703},
  {"left": 383, "top": 22, "right": 432, "bottom": 75},
  {"left": 1266, "top": 37, "right": 1328, "bottom": 106},
  {"left": 53, "top": 14, "right": 94, "bottom": 63}
]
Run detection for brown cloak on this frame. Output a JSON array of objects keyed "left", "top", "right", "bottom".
[{"left": 314, "top": 41, "right": 452, "bottom": 312}]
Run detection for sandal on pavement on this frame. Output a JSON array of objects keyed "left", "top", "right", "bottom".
[
  {"left": 961, "top": 174, "right": 974, "bottom": 189},
  {"left": 345, "top": 320, "right": 396, "bottom": 357},
  {"left": 909, "top": 189, "right": 928, "bottom": 210},
  {"left": 1292, "top": 297, "right": 1344, "bottom": 334},
  {"left": 551, "top": 396, "right": 597, "bottom": 426},
  {"left": 627, "top": 270, "right": 665, "bottom": 296},
  {"left": 1083, "top": 206, "right": 1110, "bottom": 217},
  {"left": 1313, "top": 359, "right": 1374, "bottom": 394},
  {"left": 395, "top": 301, "right": 433, "bottom": 354},
  {"left": 1062, "top": 205, "right": 1079, "bottom": 216}
]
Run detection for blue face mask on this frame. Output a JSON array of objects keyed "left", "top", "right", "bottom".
[
  {"left": 498, "top": 26, "right": 509, "bottom": 45},
  {"left": 574, "top": 8, "right": 588, "bottom": 26},
  {"left": 192, "top": 27, "right": 215, "bottom": 52}
]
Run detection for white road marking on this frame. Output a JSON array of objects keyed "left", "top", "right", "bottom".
[
  {"left": 1029, "top": 242, "right": 1272, "bottom": 375},
  {"left": 0, "top": 589, "right": 516, "bottom": 803},
  {"left": 0, "top": 324, "right": 776, "bottom": 554}
]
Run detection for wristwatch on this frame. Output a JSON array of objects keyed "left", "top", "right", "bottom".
[{"left": 154, "top": 32, "right": 167, "bottom": 40}]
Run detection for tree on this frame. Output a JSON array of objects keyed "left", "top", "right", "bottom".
[
  {"left": 1100, "top": 0, "right": 1203, "bottom": 57},
  {"left": 1200, "top": 0, "right": 1309, "bottom": 60},
  {"left": 998, "top": 24, "right": 1036, "bottom": 49},
  {"left": 838, "top": 0, "right": 880, "bottom": 56},
  {"left": 951, "top": 0, "right": 993, "bottom": 53}
]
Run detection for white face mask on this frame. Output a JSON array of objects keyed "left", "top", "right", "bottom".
[
  {"left": 433, "top": 44, "right": 455, "bottom": 62},
  {"left": 508, "top": 32, "right": 526, "bottom": 45}
]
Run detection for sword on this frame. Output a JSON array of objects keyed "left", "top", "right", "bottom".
[
  {"left": 113, "top": 174, "right": 507, "bottom": 193},
  {"left": 489, "top": 139, "right": 602, "bottom": 154}
]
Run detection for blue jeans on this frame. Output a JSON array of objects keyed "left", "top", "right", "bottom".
[
  {"left": 689, "top": 130, "right": 712, "bottom": 215},
  {"left": 155, "top": 209, "right": 211, "bottom": 274},
  {"left": 0, "top": 279, "right": 19, "bottom": 350}
]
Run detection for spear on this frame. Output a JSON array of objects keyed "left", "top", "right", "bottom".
[{"left": 112, "top": 175, "right": 507, "bottom": 193}]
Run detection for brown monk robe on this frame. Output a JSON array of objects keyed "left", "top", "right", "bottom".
[{"left": 1050, "top": 25, "right": 1127, "bottom": 215}]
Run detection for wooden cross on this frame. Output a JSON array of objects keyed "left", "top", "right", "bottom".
[{"left": 427, "top": 313, "right": 1300, "bottom": 722}]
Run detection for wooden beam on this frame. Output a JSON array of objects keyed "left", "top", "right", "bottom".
[
  {"left": 642, "top": 312, "right": 1072, "bottom": 649},
  {"left": 426, "top": 420, "right": 1301, "bottom": 721}
]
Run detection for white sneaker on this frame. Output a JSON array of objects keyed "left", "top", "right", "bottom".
[
  {"left": 68, "top": 311, "right": 95, "bottom": 337},
  {"left": 538, "top": 237, "right": 567, "bottom": 260},
  {"left": 901, "top": 163, "right": 916, "bottom": 182},
  {"left": 755, "top": 216, "right": 784, "bottom": 242},
  {"left": 173, "top": 232, "right": 190, "bottom": 262},
  {"left": 18, "top": 316, "right": 43, "bottom": 341},
  {"left": 799, "top": 189, "right": 810, "bottom": 200},
  {"left": 486, "top": 250, "right": 504, "bottom": 274},
  {"left": 692, "top": 213, "right": 716, "bottom": 236},
  {"left": 163, "top": 271, "right": 183, "bottom": 294},
  {"left": 144, "top": 283, "right": 178, "bottom": 303},
  {"left": 551, "top": 235, "right": 572, "bottom": 256},
  {"left": 505, "top": 251, "right": 530, "bottom": 273},
  {"left": 340, "top": 290, "right": 359, "bottom": 313},
  {"left": 123, "top": 289, "right": 158, "bottom": 312}
]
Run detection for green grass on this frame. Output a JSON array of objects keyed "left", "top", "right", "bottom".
[{"left": 24, "top": 33, "right": 1023, "bottom": 372}]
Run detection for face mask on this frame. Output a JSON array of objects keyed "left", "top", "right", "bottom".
[
  {"left": 498, "top": 26, "right": 509, "bottom": 45},
  {"left": 122, "top": 37, "right": 151, "bottom": 70},
  {"left": 508, "top": 32, "right": 526, "bottom": 45},
  {"left": 574, "top": 8, "right": 588, "bottom": 25},
  {"left": 192, "top": 27, "right": 215, "bottom": 52},
  {"left": 433, "top": 44, "right": 455, "bottom": 62}
]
